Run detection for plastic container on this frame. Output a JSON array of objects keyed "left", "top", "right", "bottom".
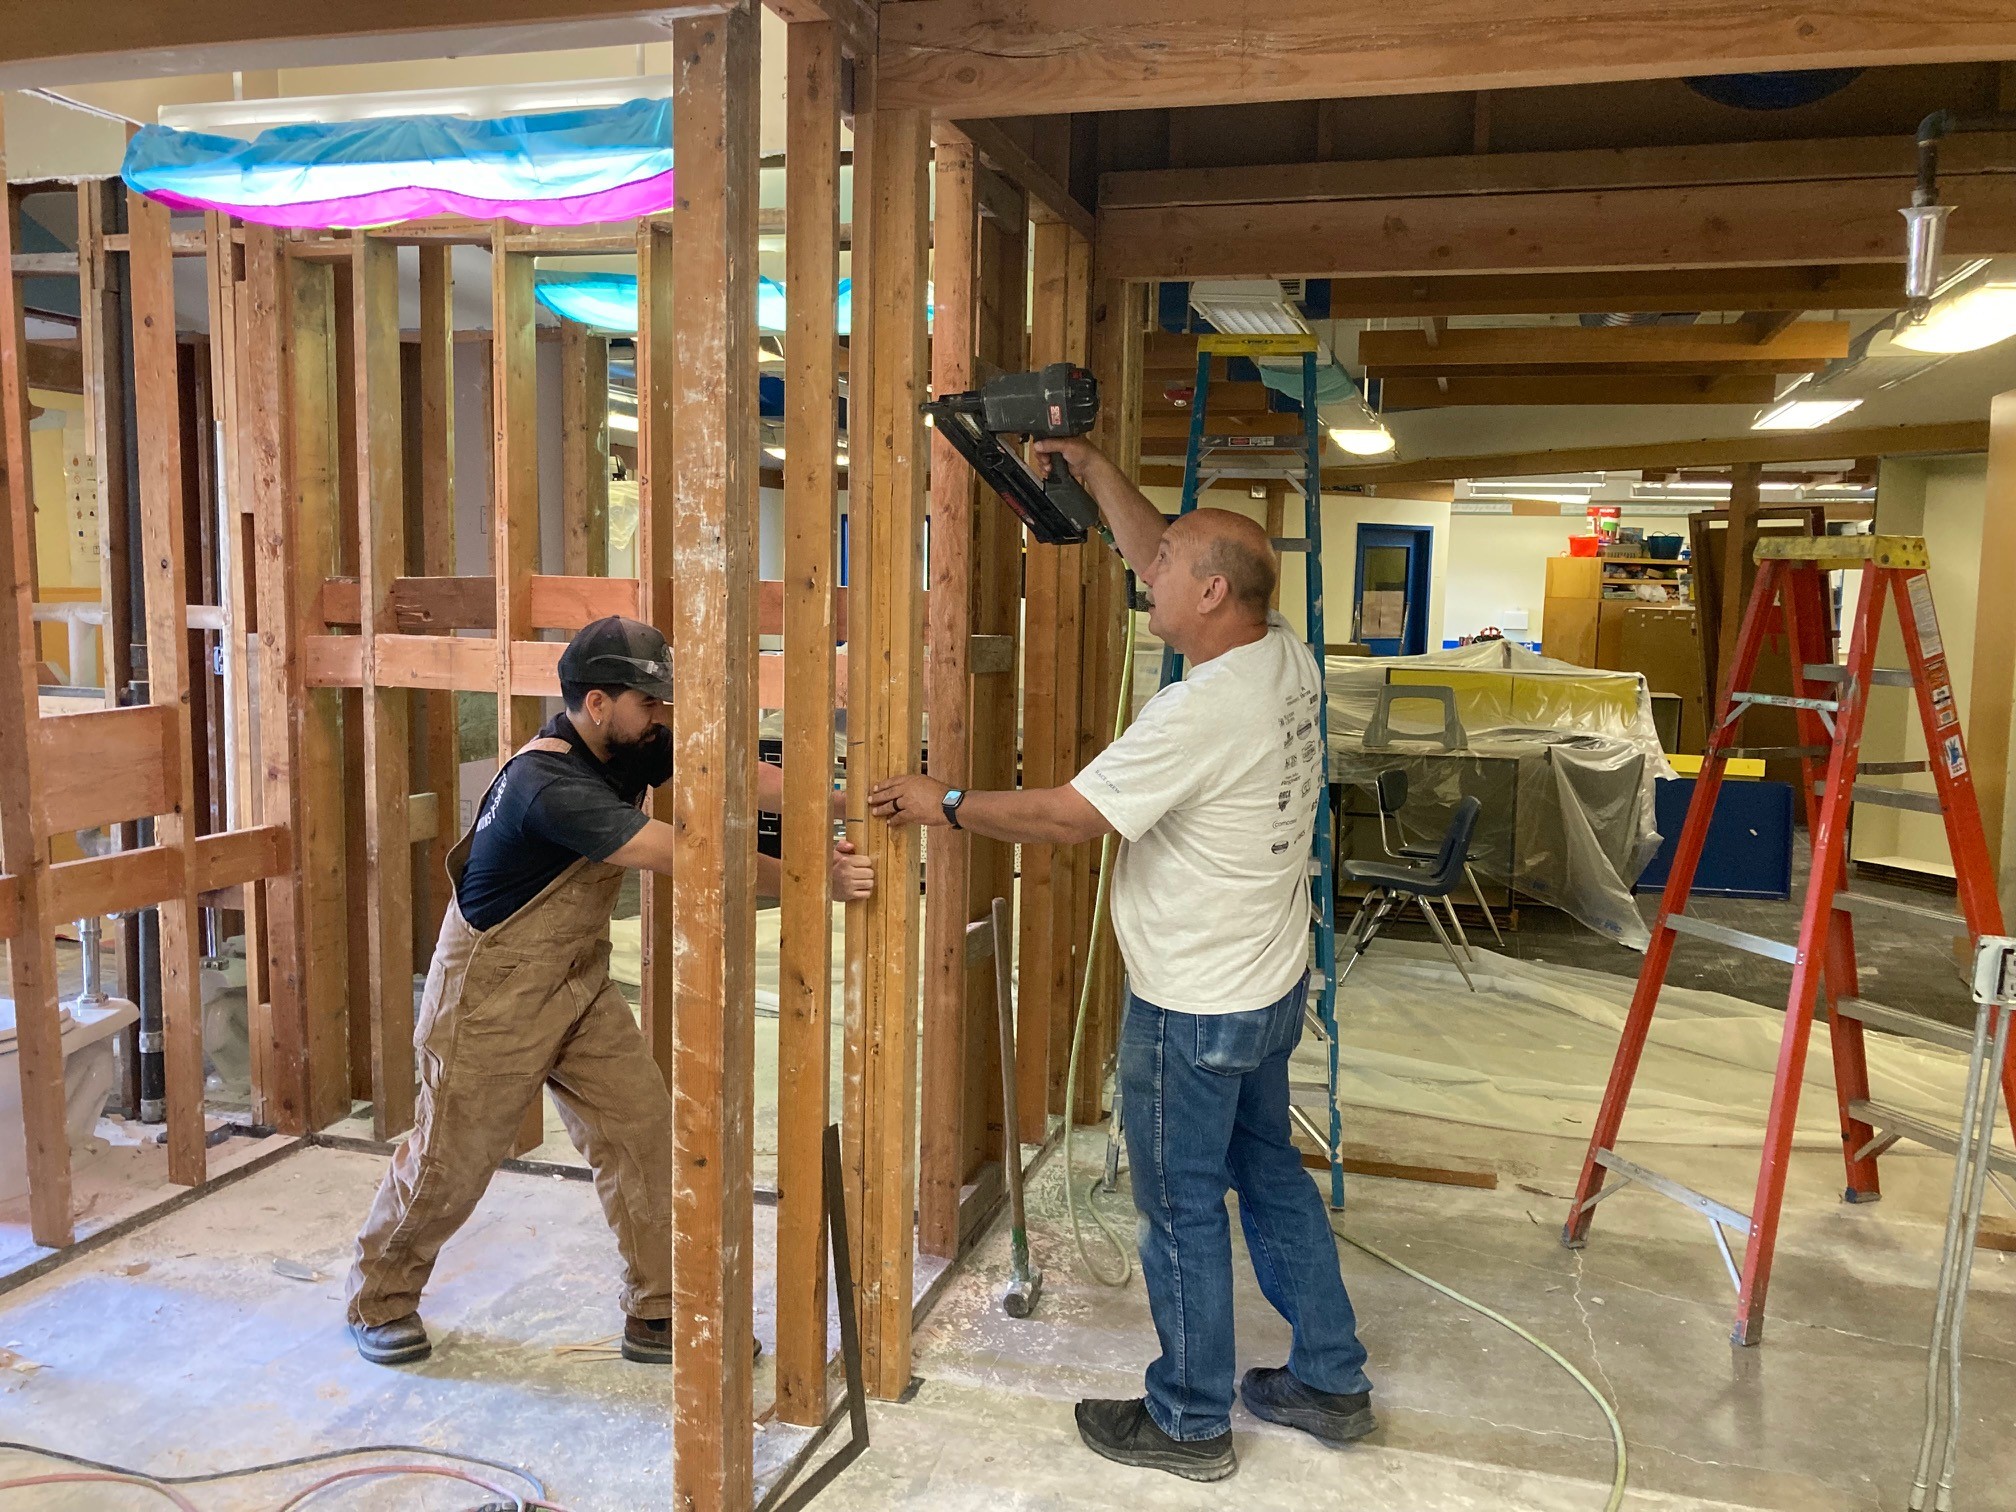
[
  {"left": 1646, "top": 534, "right": 1684, "bottom": 560},
  {"left": 1567, "top": 535, "right": 1601, "bottom": 558}
]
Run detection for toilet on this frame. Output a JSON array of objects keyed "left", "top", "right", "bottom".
[{"left": 0, "top": 995, "right": 140, "bottom": 1210}]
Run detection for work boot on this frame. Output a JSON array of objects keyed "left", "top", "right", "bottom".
[
  {"left": 1073, "top": 1397, "right": 1236, "bottom": 1482},
  {"left": 349, "top": 1313, "right": 431, "bottom": 1366},
  {"left": 1239, "top": 1366, "right": 1376, "bottom": 1446},
  {"left": 623, "top": 1316, "right": 764, "bottom": 1365}
]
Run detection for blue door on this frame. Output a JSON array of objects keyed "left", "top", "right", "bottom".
[{"left": 1353, "top": 524, "right": 1433, "bottom": 656}]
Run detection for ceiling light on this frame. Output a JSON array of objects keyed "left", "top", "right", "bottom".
[
  {"left": 1900, "top": 203, "right": 1952, "bottom": 302},
  {"left": 1892, "top": 279, "right": 2016, "bottom": 353},
  {"left": 1468, "top": 488, "right": 1603, "bottom": 505},
  {"left": 1752, "top": 397, "right": 1863, "bottom": 431},
  {"left": 1328, "top": 423, "right": 1396, "bottom": 456},
  {"left": 764, "top": 445, "right": 786, "bottom": 462},
  {"left": 608, "top": 412, "right": 639, "bottom": 435},
  {"left": 1187, "top": 279, "right": 1311, "bottom": 338}
]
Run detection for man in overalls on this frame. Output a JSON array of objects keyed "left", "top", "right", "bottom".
[{"left": 346, "top": 616, "right": 868, "bottom": 1366}]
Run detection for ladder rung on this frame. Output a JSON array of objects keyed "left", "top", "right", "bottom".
[
  {"left": 1813, "top": 781, "right": 1943, "bottom": 814},
  {"left": 1666, "top": 912, "right": 1799, "bottom": 964},
  {"left": 1833, "top": 890, "right": 1969, "bottom": 931},
  {"left": 1724, "top": 745, "right": 1831, "bottom": 760},
  {"left": 1307, "top": 969, "right": 1328, "bottom": 994},
  {"left": 1847, "top": 1099, "right": 2016, "bottom": 1178},
  {"left": 1288, "top": 1080, "right": 1333, "bottom": 1112},
  {"left": 1271, "top": 537, "right": 1314, "bottom": 553},
  {"left": 1589, "top": 1150, "right": 1753, "bottom": 1235},
  {"left": 1801, "top": 663, "right": 1915, "bottom": 688},
  {"left": 1858, "top": 760, "right": 1929, "bottom": 776},
  {"left": 1732, "top": 689, "right": 1838, "bottom": 713},
  {"left": 1831, "top": 997, "right": 1978, "bottom": 1055}
]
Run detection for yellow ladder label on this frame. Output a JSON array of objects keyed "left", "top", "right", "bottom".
[{"left": 1194, "top": 333, "right": 1320, "bottom": 357}]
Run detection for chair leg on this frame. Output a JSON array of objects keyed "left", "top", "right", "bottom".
[
  {"left": 1443, "top": 894, "right": 1475, "bottom": 961},
  {"left": 1417, "top": 896, "right": 1477, "bottom": 991},
  {"left": 1334, "top": 890, "right": 1391, "bottom": 993},
  {"left": 1465, "top": 863, "right": 1506, "bottom": 948}
]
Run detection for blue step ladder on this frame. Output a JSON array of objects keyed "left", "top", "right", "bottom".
[{"left": 1158, "top": 333, "right": 1347, "bottom": 1209}]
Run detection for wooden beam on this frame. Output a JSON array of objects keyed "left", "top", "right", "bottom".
[
  {"left": 129, "top": 187, "right": 207, "bottom": 1190},
  {"left": 775, "top": 14, "right": 842, "bottom": 1433},
  {"left": 877, "top": 1, "right": 2016, "bottom": 118},
  {"left": 760, "top": 0, "right": 877, "bottom": 60},
  {"left": 354, "top": 237, "right": 415, "bottom": 1141},
  {"left": 413, "top": 244, "right": 456, "bottom": 962},
  {"left": 0, "top": 1, "right": 730, "bottom": 87},
  {"left": 1303, "top": 266, "right": 1910, "bottom": 320},
  {"left": 847, "top": 90, "right": 932, "bottom": 1404},
  {"left": 1097, "top": 174, "right": 2016, "bottom": 282},
  {"left": 1378, "top": 374, "right": 1783, "bottom": 409},
  {"left": 560, "top": 322, "right": 610, "bottom": 577},
  {"left": 1717, "top": 463, "right": 1762, "bottom": 702},
  {"left": 667, "top": 9, "right": 759, "bottom": 1504},
  {"left": 0, "top": 99, "right": 70, "bottom": 1245},
  {"left": 1100, "top": 133, "right": 2016, "bottom": 211},
  {"left": 952, "top": 118, "right": 1092, "bottom": 241},
  {"left": 920, "top": 128, "right": 979, "bottom": 1262},
  {"left": 1357, "top": 321, "right": 1850, "bottom": 377},
  {"left": 637, "top": 217, "right": 676, "bottom": 1088},
  {"left": 1324, "top": 422, "right": 1993, "bottom": 488},
  {"left": 1972, "top": 389, "right": 2016, "bottom": 896},
  {"left": 79, "top": 181, "right": 130, "bottom": 707},
  {"left": 30, "top": 704, "right": 176, "bottom": 834}
]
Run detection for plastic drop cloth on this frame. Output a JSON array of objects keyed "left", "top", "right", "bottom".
[
  {"left": 1328, "top": 640, "right": 1674, "bottom": 949},
  {"left": 1296, "top": 941, "right": 2010, "bottom": 1156}
]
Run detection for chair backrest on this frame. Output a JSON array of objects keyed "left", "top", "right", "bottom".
[
  {"left": 1375, "top": 767, "right": 1408, "bottom": 817},
  {"left": 1364, "top": 683, "right": 1467, "bottom": 751},
  {"left": 1426, "top": 797, "right": 1482, "bottom": 889}
]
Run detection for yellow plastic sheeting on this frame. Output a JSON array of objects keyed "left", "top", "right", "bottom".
[{"left": 1388, "top": 665, "right": 1641, "bottom": 737}]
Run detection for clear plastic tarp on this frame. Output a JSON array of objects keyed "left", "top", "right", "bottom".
[{"left": 1326, "top": 640, "right": 1674, "bottom": 949}]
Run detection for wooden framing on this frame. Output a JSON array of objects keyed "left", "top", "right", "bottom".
[
  {"left": 411, "top": 244, "right": 456, "bottom": 960},
  {"left": 637, "top": 218, "right": 676, "bottom": 1087},
  {"left": 1098, "top": 173, "right": 2016, "bottom": 281},
  {"left": 877, "top": 1, "right": 2016, "bottom": 118},
  {"left": 665, "top": 8, "right": 761, "bottom": 1503},
  {"left": 920, "top": 125, "right": 980, "bottom": 1260},
  {"left": 774, "top": 14, "right": 843, "bottom": 1431},
  {"left": 560, "top": 322, "right": 610, "bottom": 577},
  {"left": 846, "top": 84, "right": 933, "bottom": 1403}
]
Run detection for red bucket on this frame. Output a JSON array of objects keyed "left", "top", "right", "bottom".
[{"left": 1567, "top": 535, "right": 1601, "bottom": 558}]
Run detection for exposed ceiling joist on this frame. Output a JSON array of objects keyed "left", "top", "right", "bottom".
[
  {"left": 0, "top": 2, "right": 729, "bottom": 87},
  {"left": 1378, "top": 375, "right": 1781, "bottom": 409},
  {"left": 1357, "top": 322, "right": 1851, "bottom": 378},
  {"left": 1309, "top": 266, "right": 1909, "bottom": 319},
  {"left": 1099, "top": 133, "right": 2016, "bottom": 211},
  {"left": 1098, "top": 173, "right": 2016, "bottom": 281},
  {"left": 876, "top": 0, "right": 2016, "bottom": 118},
  {"left": 759, "top": 0, "right": 879, "bottom": 62},
  {"left": 1317, "top": 421, "right": 1989, "bottom": 488},
  {"left": 952, "top": 118, "right": 1093, "bottom": 240}
]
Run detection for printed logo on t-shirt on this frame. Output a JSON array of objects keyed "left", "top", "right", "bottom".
[
  {"left": 476, "top": 769, "right": 510, "bottom": 833},
  {"left": 1269, "top": 683, "right": 1323, "bottom": 854}
]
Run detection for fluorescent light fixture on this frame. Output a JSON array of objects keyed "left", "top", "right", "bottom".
[
  {"left": 1752, "top": 397, "right": 1863, "bottom": 431},
  {"left": 608, "top": 412, "right": 639, "bottom": 435},
  {"left": 1187, "top": 279, "right": 1311, "bottom": 338},
  {"left": 159, "top": 76, "right": 671, "bottom": 133},
  {"left": 1468, "top": 488, "right": 1605, "bottom": 505},
  {"left": 1328, "top": 423, "right": 1396, "bottom": 456},
  {"left": 1892, "top": 279, "right": 2016, "bottom": 353}
]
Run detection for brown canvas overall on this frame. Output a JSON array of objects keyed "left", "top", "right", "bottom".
[{"left": 346, "top": 738, "right": 673, "bottom": 1327}]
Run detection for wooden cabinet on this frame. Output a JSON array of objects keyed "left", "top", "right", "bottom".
[{"left": 1542, "top": 555, "right": 1602, "bottom": 665}]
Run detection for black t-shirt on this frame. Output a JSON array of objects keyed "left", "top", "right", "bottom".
[{"left": 455, "top": 712, "right": 673, "bottom": 930}]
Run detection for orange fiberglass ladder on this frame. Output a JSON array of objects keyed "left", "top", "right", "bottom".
[{"left": 1562, "top": 533, "right": 2016, "bottom": 1346}]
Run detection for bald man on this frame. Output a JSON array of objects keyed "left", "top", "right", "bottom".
[{"left": 871, "top": 438, "right": 1373, "bottom": 1482}]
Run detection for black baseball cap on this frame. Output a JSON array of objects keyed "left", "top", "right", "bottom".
[{"left": 557, "top": 616, "right": 674, "bottom": 700}]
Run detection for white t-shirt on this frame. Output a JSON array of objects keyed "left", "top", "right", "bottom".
[{"left": 1071, "top": 612, "right": 1322, "bottom": 1015}]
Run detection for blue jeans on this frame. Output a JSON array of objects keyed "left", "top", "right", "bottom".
[{"left": 1120, "top": 974, "right": 1373, "bottom": 1441}]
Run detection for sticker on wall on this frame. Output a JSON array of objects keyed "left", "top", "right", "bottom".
[
  {"left": 1943, "top": 733, "right": 1968, "bottom": 779},
  {"left": 1908, "top": 574, "right": 1944, "bottom": 660}
]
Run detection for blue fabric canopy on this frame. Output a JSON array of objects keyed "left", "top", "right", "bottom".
[{"left": 536, "top": 272, "right": 929, "bottom": 337}]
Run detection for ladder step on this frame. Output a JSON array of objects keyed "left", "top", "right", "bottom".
[
  {"left": 1724, "top": 745, "right": 1831, "bottom": 760},
  {"left": 1590, "top": 1150, "right": 1754, "bottom": 1234},
  {"left": 1666, "top": 912, "right": 1799, "bottom": 964},
  {"left": 1813, "top": 780, "right": 1943, "bottom": 814},
  {"left": 1288, "top": 1080, "right": 1333, "bottom": 1112},
  {"left": 1801, "top": 663, "right": 1915, "bottom": 687},
  {"left": 1732, "top": 689, "right": 1838, "bottom": 713},
  {"left": 1833, "top": 890, "right": 1969, "bottom": 930},
  {"left": 1847, "top": 1099, "right": 2016, "bottom": 1178},
  {"left": 1857, "top": 760, "right": 1929, "bottom": 776},
  {"left": 1831, "top": 997, "right": 1979, "bottom": 1055},
  {"left": 1271, "top": 537, "right": 1314, "bottom": 553}
]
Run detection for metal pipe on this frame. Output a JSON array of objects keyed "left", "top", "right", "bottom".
[
  {"left": 1933, "top": 1002, "right": 2014, "bottom": 1510},
  {"left": 1909, "top": 995, "right": 1989, "bottom": 1509},
  {"left": 75, "top": 916, "right": 106, "bottom": 1005}
]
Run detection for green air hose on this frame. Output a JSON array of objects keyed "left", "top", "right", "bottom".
[
  {"left": 1052, "top": 605, "right": 1629, "bottom": 1511},
  {"left": 1059, "top": 604, "right": 1138, "bottom": 1288}
]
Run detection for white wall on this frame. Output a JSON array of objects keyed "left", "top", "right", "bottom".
[{"left": 1440, "top": 510, "right": 1688, "bottom": 646}]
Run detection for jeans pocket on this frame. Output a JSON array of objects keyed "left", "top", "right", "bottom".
[{"left": 1193, "top": 1007, "right": 1275, "bottom": 1077}]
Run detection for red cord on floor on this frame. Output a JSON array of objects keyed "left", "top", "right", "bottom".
[{"left": 0, "top": 1470, "right": 202, "bottom": 1509}]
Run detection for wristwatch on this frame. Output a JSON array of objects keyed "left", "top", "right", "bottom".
[{"left": 942, "top": 788, "right": 967, "bottom": 829}]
